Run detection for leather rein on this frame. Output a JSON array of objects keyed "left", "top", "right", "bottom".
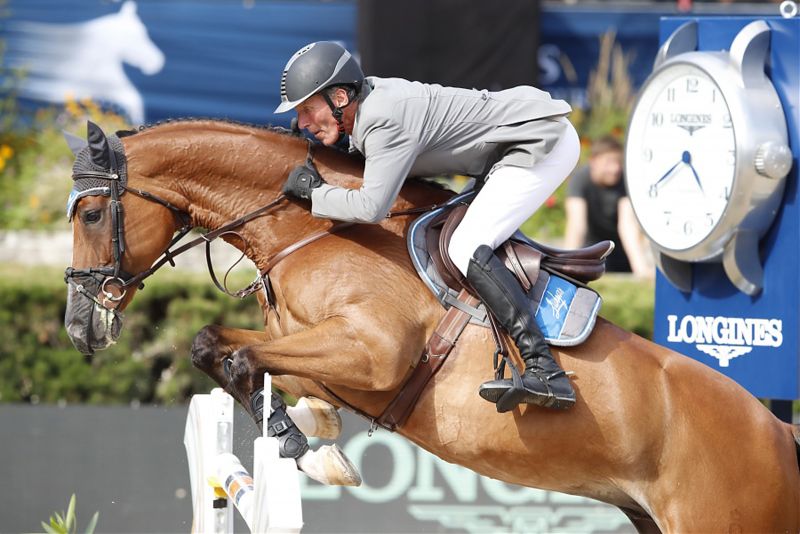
[{"left": 65, "top": 137, "right": 441, "bottom": 305}]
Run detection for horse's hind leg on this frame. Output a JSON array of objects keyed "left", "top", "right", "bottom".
[{"left": 618, "top": 507, "right": 662, "bottom": 534}]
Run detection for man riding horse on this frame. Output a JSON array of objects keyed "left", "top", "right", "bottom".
[{"left": 276, "top": 41, "right": 579, "bottom": 412}]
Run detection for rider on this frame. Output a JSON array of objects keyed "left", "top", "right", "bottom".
[{"left": 274, "top": 41, "right": 580, "bottom": 411}]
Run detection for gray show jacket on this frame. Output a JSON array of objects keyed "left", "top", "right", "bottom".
[{"left": 311, "top": 77, "right": 572, "bottom": 223}]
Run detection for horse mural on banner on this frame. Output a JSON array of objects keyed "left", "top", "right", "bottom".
[
  {"left": 7, "top": 1, "right": 163, "bottom": 124},
  {"left": 63, "top": 119, "right": 800, "bottom": 532}
]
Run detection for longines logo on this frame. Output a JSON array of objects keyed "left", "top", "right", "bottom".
[
  {"left": 666, "top": 314, "right": 783, "bottom": 367},
  {"left": 302, "top": 431, "right": 630, "bottom": 533},
  {"left": 671, "top": 113, "right": 712, "bottom": 135},
  {"left": 545, "top": 287, "right": 569, "bottom": 320}
]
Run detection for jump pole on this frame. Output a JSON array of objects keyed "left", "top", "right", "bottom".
[{"left": 184, "top": 373, "right": 304, "bottom": 533}]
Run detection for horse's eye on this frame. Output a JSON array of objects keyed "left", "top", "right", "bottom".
[{"left": 83, "top": 210, "right": 102, "bottom": 224}]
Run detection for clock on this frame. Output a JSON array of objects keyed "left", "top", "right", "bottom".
[{"left": 625, "top": 20, "right": 793, "bottom": 295}]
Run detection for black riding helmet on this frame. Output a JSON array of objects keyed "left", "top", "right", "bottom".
[{"left": 274, "top": 41, "right": 364, "bottom": 134}]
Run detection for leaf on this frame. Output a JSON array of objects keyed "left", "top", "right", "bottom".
[
  {"left": 83, "top": 512, "right": 99, "bottom": 534},
  {"left": 65, "top": 494, "right": 77, "bottom": 531},
  {"left": 41, "top": 522, "right": 60, "bottom": 534}
]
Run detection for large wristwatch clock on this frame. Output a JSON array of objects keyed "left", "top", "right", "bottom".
[{"left": 625, "top": 20, "right": 792, "bottom": 295}]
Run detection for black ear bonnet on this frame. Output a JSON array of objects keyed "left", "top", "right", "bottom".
[{"left": 67, "top": 127, "right": 128, "bottom": 221}]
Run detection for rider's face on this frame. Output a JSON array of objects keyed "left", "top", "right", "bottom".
[{"left": 296, "top": 94, "right": 340, "bottom": 146}]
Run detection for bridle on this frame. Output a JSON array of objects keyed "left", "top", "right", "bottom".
[{"left": 63, "top": 134, "right": 307, "bottom": 309}]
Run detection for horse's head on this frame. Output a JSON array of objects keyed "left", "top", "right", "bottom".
[
  {"left": 64, "top": 121, "right": 183, "bottom": 355},
  {"left": 114, "top": 1, "right": 164, "bottom": 76},
  {"left": 63, "top": 118, "right": 366, "bottom": 356}
]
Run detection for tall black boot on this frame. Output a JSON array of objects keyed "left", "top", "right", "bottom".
[{"left": 467, "top": 245, "right": 576, "bottom": 410}]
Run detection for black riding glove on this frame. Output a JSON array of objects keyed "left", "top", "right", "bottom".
[{"left": 283, "top": 163, "right": 324, "bottom": 200}]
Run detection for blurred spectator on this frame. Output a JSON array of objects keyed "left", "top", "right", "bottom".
[{"left": 564, "top": 136, "right": 654, "bottom": 279}]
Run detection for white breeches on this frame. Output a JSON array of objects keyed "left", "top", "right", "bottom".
[{"left": 448, "top": 119, "right": 580, "bottom": 276}]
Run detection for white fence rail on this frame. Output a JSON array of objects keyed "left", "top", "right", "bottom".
[{"left": 184, "top": 374, "right": 303, "bottom": 533}]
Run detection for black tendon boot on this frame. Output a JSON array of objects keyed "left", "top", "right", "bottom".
[
  {"left": 467, "top": 245, "right": 576, "bottom": 410},
  {"left": 250, "top": 388, "right": 310, "bottom": 459}
]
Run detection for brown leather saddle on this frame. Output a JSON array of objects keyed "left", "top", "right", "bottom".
[
  {"left": 370, "top": 201, "right": 613, "bottom": 431},
  {"left": 427, "top": 203, "right": 614, "bottom": 297}
]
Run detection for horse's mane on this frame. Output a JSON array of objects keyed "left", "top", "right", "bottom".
[
  {"left": 118, "top": 117, "right": 303, "bottom": 140},
  {"left": 119, "top": 117, "right": 455, "bottom": 194}
]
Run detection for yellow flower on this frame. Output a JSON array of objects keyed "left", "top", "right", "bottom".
[
  {"left": 64, "top": 92, "right": 84, "bottom": 118},
  {"left": 81, "top": 97, "right": 101, "bottom": 118},
  {"left": 29, "top": 195, "right": 40, "bottom": 209},
  {"left": 0, "top": 144, "right": 13, "bottom": 160}
]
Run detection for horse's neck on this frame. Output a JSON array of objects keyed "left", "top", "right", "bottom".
[
  {"left": 126, "top": 125, "right": 331, "bottom": 270},
  {"left": 126, "top": 122, "right": 454, "bottom": 270}
]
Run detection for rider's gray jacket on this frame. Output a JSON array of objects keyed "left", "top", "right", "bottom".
[{"left": 310, "top": 76, "right": 572, "bottom": 223}]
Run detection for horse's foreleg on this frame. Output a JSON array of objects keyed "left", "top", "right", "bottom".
[
  {"left": 228, "top": 315, "right": 412, "bottom": 393},
  {"left": 190, "top": 324, "right": 341, "bottom": 439},
  {"left": 190, "top": 324, "right": 359, "bottom": 486},
  {"left": 191, "top": 324, "right": 268, "bottom": 395}
]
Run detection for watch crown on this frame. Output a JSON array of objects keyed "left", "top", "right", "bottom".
[{"left": 754, "top": 141, "right": 793, "bottom": 179}]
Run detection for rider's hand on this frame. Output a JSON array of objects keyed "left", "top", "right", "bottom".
[{"left": 282, "top": 163, "right": 325, "bottom": 201}]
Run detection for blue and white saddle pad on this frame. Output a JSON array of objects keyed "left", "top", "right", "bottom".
[
  {"left": 529, "top": 270, "right": 601, "bottom": 346},
  {"left": 407, "top": 191, "right": 601, "bottom": 347}
]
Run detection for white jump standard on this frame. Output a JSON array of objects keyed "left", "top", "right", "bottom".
[{"left": 184, "top": 373, "right": 304, "bottom": 533}]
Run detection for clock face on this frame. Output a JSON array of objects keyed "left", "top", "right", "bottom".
[{"left": 626, "top": 63, "right": 736, "bottom": 252}]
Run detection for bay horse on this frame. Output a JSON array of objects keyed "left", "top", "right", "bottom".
[{"left": 64, "top": 119, "right": 800, "bottom": 532}]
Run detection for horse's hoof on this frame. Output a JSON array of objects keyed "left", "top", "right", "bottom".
[
  {"left": 286, "top": 396, "right": 342, "bottom": 439},
  {"left": 296, "top": 444, "right": 362, "bottom": 487}
]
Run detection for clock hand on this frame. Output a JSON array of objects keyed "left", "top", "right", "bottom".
[
  {"left": 649, "top": 155, "right": 687, "bottom": 197},
  {"left": 652, "top": 160, "right": 682, "bottom": 190},
  {"left": 683, "top": 151, "right": 704, "bottom": 194}
]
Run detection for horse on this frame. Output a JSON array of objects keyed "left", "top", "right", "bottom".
[
  {"left": 7, "top": 1, "right": 164, "bottom": 124},
  {"left": 63, "top": 119, "right": 800, "bottom": 532}
]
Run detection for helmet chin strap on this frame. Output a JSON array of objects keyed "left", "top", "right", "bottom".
[{"left": 322, "top": 90, "right": 352, "bottom": 140}]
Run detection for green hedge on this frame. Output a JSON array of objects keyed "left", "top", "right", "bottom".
[
  {"left": 590, "top": 274, "right": 655, "bottom": 339},
  {"left": 0, "top": 264, "right": 654, "bottom": 405},
  {"left": 0, "top": 264, "right": 263, "bottom": 405}
]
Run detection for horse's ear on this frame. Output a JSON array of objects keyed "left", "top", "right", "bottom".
[
  {"left": 87, "top": 121, "right": 110, "bottom": 168},
  {"left": 120, "top": 1, "right": 136, "bottom": 15},
  {"left": 63, "top": 130, "right": 88, "bottom": 156}
]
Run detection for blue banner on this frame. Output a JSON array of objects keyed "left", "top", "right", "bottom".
[
  {"left": 1, "top": 0, "right": 673, "bottom": 128},
  {"left": 3, "top": 0, "right": 357, "bottom": 126}
]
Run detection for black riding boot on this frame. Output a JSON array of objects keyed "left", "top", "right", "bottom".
[{"left": 467, "top": 245, "right": 576, "bottom": 411}]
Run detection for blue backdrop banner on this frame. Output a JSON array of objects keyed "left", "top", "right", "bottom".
[{"left": 1, "top": 0, "right": 670, "bottom": 128}]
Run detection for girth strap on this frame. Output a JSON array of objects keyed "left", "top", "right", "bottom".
[
  {"left": 314, "top": 289, "right": 478, "bottom": 433},
  {"left": 377, "top": 289, "right": 479, "bottom": 431}
]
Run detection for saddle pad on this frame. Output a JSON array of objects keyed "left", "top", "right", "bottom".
[
  {"left": 406, "top": 191, "right": 601, "bottom": 346},
  {"left": 530, "top": 271, "right": 601, "bottom": 346}
]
